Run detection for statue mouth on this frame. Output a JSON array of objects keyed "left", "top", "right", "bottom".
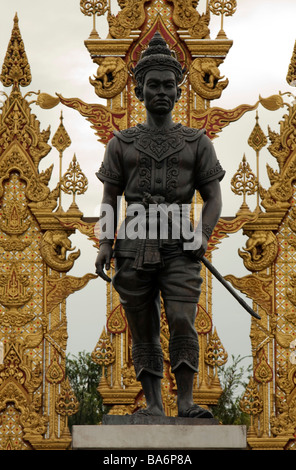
[{"left": 153, "top": 98, "right": 170, "bottom": 105}]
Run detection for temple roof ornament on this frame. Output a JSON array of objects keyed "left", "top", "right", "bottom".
[
  {"left": 209, "top": 0, "right": 237, "bottom": 39},
  {"left": 52, "top": 112, "right": 72, "bottom": 213},
  {"left": 80, "top": 0, "right": 109, "bottom": 39},
  {"left": 286, "top": 40, "right": 296, "bottom": 87},
  {"left": 231, "top": 154, "right": 258, "bottom": 216},
  {"left": 167, "top": 0, "right": 210, "bottom": 39},
  {"left": 0, "top": 13, "right": 31, "bottom": 90}
]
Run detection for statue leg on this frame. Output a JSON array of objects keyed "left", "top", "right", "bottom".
[
  {"left": 113, "top": 258, "right": 165, "bottom": 415},
  {"left": 165, "top": 299, "right": 213, "bottom": 418},
  {"left": 123, "top": 296, "right": 165, "bottom": 416}
]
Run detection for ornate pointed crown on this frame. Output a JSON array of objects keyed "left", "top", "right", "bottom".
[{"left": 133, "top": 31, "right": 184, "bottom": 85}]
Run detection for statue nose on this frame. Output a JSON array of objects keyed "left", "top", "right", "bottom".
[
  {"left": 157, "top": 84, "right": 167, "bottom": 94},
  {"left": 157, "top": 88, "right": 167, "bottom": 97}
]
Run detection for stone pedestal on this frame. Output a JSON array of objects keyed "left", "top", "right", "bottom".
[{"left": 72, "top": 415, "right": 247, "bottom": 451}]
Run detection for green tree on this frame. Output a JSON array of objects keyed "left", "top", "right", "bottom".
[
  {"left": 66, "top": 351, "right": 109, "bottom": 429},
  {"left": 212, "top": 354, "right": 251, "bottom": 425}
]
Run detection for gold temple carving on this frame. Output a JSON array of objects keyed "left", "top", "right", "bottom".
[
  {"left": 226, "top": 86, "right": 296, "bottom": 449},
  {"left": 0, "top": 14, "right": 96, "bottom": 450},
  {"left": 0, "top": 0, "right": 296, "bottom": 451}
]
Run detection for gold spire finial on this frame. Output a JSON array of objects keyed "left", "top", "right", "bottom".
[
  {"left": 80, "top": 0, "right": 109, "bottom": 39},
  {"left": 287, "top": 40, "right": 296, "bottom": 87},
  {"left": 52, "top": 111, "right": 71, "bottom": 154},
  {"left": 209, "top": 0, "right": 237, "bottom": 39},
  {"left": 248, "top": 111, "right": 267, "bottom": 153},
  {"left": 52, "top": 112, "right": 72, "bottom": 213},
  {"left": 0, "top": 13, "right": 32, "bottom": 90},
  {"left": 61, "top": 153, "right": 88, "bottom": 214},
  {"left": 248, "top": 112, "right": 267, "bottom": 212},
  {"left": 231, "top": 153, "right": 258, "bottom": 215}
]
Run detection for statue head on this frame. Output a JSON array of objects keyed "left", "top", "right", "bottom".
[{"left": 133, "top": 31, "right": 185, "bottom": 102}]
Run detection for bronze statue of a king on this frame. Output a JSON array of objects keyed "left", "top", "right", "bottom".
[{"left": 95, "top": 32, "right": 225, "bottom": 418}]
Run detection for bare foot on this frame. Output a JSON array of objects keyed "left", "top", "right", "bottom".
[
  {"left": 178, "top": 404, "right": 213, "bottom": 419},
  {"left": 134, "top": 406, "right": 165, "bottom": 417}
]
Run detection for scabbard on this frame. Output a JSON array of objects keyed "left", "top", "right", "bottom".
[
  {"left": 142, "top": 192, "right": 261, "bottom": 320},
  {"left": 201, "top": 256, "right": 261, "bottom": 320}
]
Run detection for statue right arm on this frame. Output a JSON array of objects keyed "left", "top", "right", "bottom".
[{"left": 95, "top": 181, "right": 123, "bottom": 282}]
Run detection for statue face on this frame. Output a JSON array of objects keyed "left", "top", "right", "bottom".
[{"left": 142, "top": 69, "right": 180, "bottom": 115}]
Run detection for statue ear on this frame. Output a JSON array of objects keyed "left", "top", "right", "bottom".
[
  {"left": 176, "top": 87, "right": 182, "bottom": 102},
  {"left": 135, "top": 86, "right": 144, "bottom": 102}
]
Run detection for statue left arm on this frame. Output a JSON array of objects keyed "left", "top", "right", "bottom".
[{"left": 192, "top": 178, "right": 222, "bottom": 259}]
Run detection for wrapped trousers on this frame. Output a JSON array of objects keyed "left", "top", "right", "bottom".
[{"left": 112, "top": 254, "right": 203, "bottom": 379}]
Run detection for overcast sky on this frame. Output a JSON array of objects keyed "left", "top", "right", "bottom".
[{"left": 0, "top": 1, "right": 296, "bottom": 366}]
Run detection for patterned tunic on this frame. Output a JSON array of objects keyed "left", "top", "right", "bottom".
[{"left": 96, "top": 123, "right": 225, "bottom": 261}]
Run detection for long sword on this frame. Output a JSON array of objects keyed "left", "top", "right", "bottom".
[
  {"left": 201, "top": 255, "right": 261, "bottom": 320},
  {"left": 142, "top": 192, "right": 261, "bottom": 320}
]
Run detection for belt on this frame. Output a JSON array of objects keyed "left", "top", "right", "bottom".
[{"left": 124, "top": 198, "right": 193, "bottom": 271}]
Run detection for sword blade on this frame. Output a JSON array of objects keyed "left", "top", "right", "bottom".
[{"left": 201, "top": 256, "right": 261, "bottom": 320}]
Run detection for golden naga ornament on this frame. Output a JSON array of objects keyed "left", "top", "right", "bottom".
[
  {"left": 189, "top": 58, "right": 229, "bottom": 100},
  {"left": 167, "top": 0, "right": 210, "bottom": 38},
  {"left": 107, "top": 0, "right": 150, "bottom": 39},
  {"left": 90, "top": 57, "right": 128, "bottom": 99}
]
